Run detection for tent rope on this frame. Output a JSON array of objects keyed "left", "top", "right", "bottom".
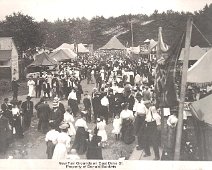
[{"left": 192, "top": 23, "right": 212, "bottom": 47}]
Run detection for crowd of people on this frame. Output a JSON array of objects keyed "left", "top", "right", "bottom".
[{"left": 0, "top": 53, "right": 200, "bottom": 160}]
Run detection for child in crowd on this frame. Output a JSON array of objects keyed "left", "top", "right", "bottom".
[{"left": 112, "top": 115, "right": 121, "bottom": 140}]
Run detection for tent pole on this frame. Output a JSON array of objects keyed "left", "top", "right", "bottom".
[{"left": 174, "top": 16, "right": 193, "bottom": 160}]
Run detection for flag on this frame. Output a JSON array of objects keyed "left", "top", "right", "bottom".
[{"left": 155, "top": 32, "right": 185, "bottom": 107}]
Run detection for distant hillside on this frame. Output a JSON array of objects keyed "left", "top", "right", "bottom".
[{"left": 1, "top": 4, "right": 211, "bottom": 54}]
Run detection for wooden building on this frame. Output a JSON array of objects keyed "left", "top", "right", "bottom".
[{"left": 0, "top": 37, "right": 19, "bottom": 80}]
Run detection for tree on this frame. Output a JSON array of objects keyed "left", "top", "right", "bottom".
[{"left": 0, "top": 12, "right": 44, "bottom": 56}]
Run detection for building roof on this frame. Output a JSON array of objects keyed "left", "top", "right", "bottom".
[
  {"left": 0, "top": 50, "right": 12, "bottom": 61},
  {"left": 179, "top": 45, "right": 206, "bottom": 60},
  {"left": 99, "top": 36, "right": 126, "bottom": 50},
  {"left": 28, "top": 52, "right": 58, "bottom": 67}
]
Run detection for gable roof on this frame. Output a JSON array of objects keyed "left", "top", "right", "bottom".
[
  {"left": 28, "top": 52, "right": 58, "bottom": 67},
  {"left": 0, "top": 50, "right": 12, "bottom": 61},
  {"left": 99, "top": 36, "right": 126, "bottom": 50},
  {"left": 179, "top": 45, "right": 206, "bottom": 60}
]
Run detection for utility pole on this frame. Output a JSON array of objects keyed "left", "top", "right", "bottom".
[
  {"left": 174, "top": 16, "right": 193, "bottom": 160},
  {"left": 131, "top": 22, "right": 134, "bottom": 47}
]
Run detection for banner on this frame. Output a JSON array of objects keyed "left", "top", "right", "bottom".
[{"left": 155, "top": 32, "right": 185, "bottom": 107}]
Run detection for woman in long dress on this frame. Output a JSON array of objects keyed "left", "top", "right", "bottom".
[
  {"left": 72, "top": 115, "right": 89, "bottom": 155},
  {"left": 11, "top": 103, "right": 24, "bottom": 138},
  {"left": 45, "top": 123, "right": 59, "bottom": 159},
  {"left": 27, "top": 77, "right": 35, "bottom": 97},
  {"left": 96, "top": 117, "right": 107, "bottom": 147},
  {"left": 86, "top": 128, "right": 103, "bottom": 160},
  {"left": 63, "top": 107, "right": 76, "bottom": 137},
  {"left": 120, "top": 103, "right": 135, "bottom": 144},
  {"left": 52, "top": 123, "right": 71, "bottom": 159}
]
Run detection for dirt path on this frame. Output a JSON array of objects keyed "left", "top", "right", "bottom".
[{"left": 0, "top": 80, "right": 136, "bottom": 159}]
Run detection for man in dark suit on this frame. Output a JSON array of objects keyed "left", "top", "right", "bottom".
[
  {"left": 49, "top": 101, "right": 63, "bottom": 131},
  {"left": 11, "top": 77, "right": 20, "bottom": 100},
  {"left": 21, "top": 96, "right": 34, "bottom": 130},
  {"left": 43, "top": 79, "right": 51, "bottom": 99},
  {"left": 35, "top": 76, "right": 43, "bottom": 98},
  {"left": 37, "top": 98, "right": 51, "bottom": 134}
]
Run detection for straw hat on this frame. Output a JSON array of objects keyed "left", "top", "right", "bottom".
[{"left": 59, "top": 123, "right": 69, "bottom": 130}]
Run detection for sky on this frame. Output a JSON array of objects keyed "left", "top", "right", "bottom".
[{"left": 0, "top": 0, "right": 211, "bottom": 21}]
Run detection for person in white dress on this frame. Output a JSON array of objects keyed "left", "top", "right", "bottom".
[
  {"left": 96, "top": 117, "right": 107, "bottom": 147},
  {"left": 112, "top": 115, "right": 121, "bottom": 140},
  {"left": 45, "top": 123, "right": 59, "bottom": 159},
  {"left": 52, "top": 123, "right": 71, "bottom": 159},
  {"left": 63, "top": 107, "right": 76, "bottom": 137},
  {"left": 27, "top": 76, "right": 35, "bottom": 97}
]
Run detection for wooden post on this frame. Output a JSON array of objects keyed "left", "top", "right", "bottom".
[{"left": 174, "top": 16, "right": 193, "bottom": 160}]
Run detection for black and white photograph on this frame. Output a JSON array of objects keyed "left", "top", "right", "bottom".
[{"left": 0, "top": 0, "right": 212, "bottom": 169}]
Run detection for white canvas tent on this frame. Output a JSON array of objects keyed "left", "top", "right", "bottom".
[
  {"left": 54, "top": 43, "right": 89, "bottom": 53},
  {"left": 187, "top": 48, "right": 212, "bottom": 84},
  {"left": 179, "top": 46, "right": 205, "bottom": 61}
]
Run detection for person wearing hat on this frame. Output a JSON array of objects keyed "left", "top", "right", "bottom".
[
  {"left": 52, "top": 123, "right": 71, "bottom": 159},
  {"left": 11, "top": 103, "right": 24, "bottom": 138},
  {"left": 100, "top": 92, "right": 109, "bottom": 124},
  {"left": 1, "top": 98, "right": 13, "bottom": 122},
  {"left": 83, "top": 92, "right": 92, "bottom": 123},
  {"left": 86, "top": 128, "right": 103, "bottom": 160},
  {"left": 96, "top": 117, "right": 107, "bottom": 147},
  {"left": 72, "top": 115, "right": 89, "bottom": 155},
  {"left": 68, "top": 89, "right": 79, "bottom": 117},
  {"left": 92, "top": 91, "right": 101, "bottom": 123},
  {"left": 43, "top": 79, "right": 51, "bottom": 99},
  {"left": 49, "top": 100, "right": 63, "bottom": 132},
  {"left": 54, "top": 97, "right": 65, "bottom": 115},
  {"left": 121, "top": 85, "right": 135, "bottom": 111},
  {"left": 133, "top": 92, "right": 148, "bottom": 150},
  {"left": 45, "top": 122, "right": 59, "bottom": 159},
  {"left": 27, "top": 76, "right": 36, "bottom": 97},
  {"left": 11, "top": 77, "right": 20, "bottom": 100},
  {"left": 119, "top": 102, "right": 135, "bottom": 144},
  {"left": 76, "top": 81, "right": 83, "bottom": 104},
  {"left": 21, "top": 96, "right": 34, "bottom": 131}
]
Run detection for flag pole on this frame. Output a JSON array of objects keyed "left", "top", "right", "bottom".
[{"left": 174, "top": 16, "right": 193, "bottom": 160}]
